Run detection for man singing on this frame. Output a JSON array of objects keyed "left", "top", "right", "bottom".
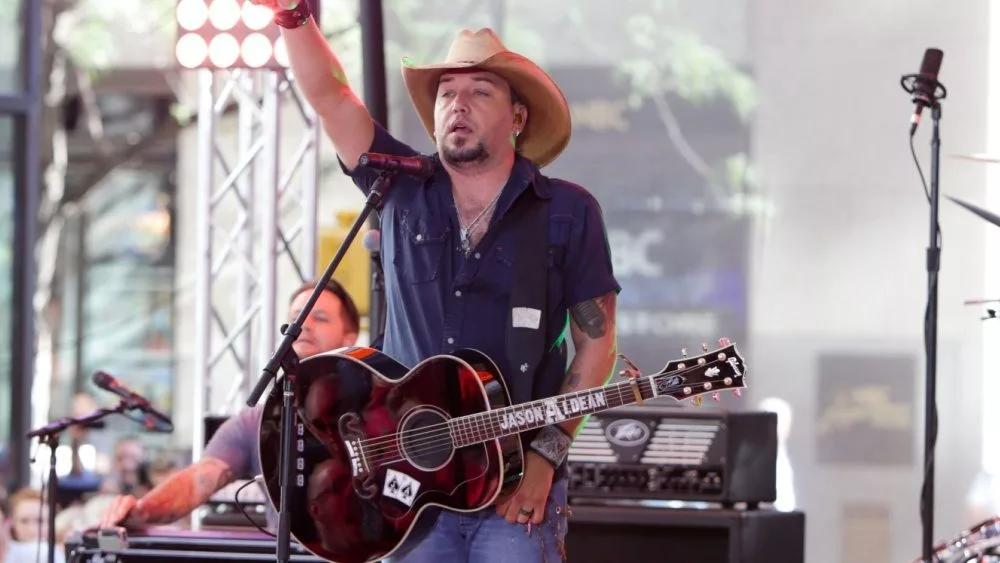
[{"left": 231, "top": 2, "right": 618, "bottom": 561}]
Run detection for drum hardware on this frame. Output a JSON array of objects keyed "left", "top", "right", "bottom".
[
  {"left": 950, "top": 153, "right": 1000, "bottom": 163},
  {"left": 915, "top": 517, "right": 1000, "bottom": 562},
  {"left": 947, "top": 196, "right": 1000, "bottom": 232}
]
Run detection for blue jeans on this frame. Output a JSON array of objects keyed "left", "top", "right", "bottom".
[{"left": 387, "top": 479, "right": 569, "bottom": 563}]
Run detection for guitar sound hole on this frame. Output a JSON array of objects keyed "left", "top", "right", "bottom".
[{"left": 399, "top": 408, "right": 454, "bottom": 472}]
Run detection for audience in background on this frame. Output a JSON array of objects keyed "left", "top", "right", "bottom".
[
  {"left": 0, "top": 491, "right": 8, "bottom": 561},
  {"left": 3, "top": 487, "right": 66, "bottom": 562},
  {"left": 100, "top": 436, "right": 150, "bottom": 497},
  {"left": 0, "top": 431, "right": 191, "bottom": 558},
  {"left": 0, "top": 446, "right": 9, "bottom": 493},
  {"left": 146, "top": 453, "right": 181, "bottom": 490}
]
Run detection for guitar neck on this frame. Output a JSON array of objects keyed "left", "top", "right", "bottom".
[{"left": 447, "top": 375, "right": 657, "bottom": 447}]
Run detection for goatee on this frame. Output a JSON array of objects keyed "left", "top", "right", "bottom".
[{"left": 441, "top": 141, "right": 489, "bottom": 167}]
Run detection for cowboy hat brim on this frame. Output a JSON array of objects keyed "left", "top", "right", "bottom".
[{"left": 401, "top": 51, "right": 571, "bottom": 168}]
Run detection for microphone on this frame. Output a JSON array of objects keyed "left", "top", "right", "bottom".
[
  {"left": 906, "top": 48, "right": 944, "bottom": 136},
  {"left": 92, "top": 371, "right": 174, "bottom": 433},
  {"left": 358, "top": 152, "right": 434, "bottom": 178}
]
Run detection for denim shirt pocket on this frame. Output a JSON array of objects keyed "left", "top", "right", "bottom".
[{"left": 394, "top": 210, "right": 450, "bottom": 284}]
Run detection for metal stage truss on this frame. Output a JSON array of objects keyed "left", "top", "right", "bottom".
[{"left": 190, "top": 68, "right": 320, "bottom": 470}]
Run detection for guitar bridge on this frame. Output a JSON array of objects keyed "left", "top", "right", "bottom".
[
  {"left": 339, "top": 412, "right": 377, "bottom": 500},
  {"left": 345, "top": 437, "right": 369, "bottom": 477}
]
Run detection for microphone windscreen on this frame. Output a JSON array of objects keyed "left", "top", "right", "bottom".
[
  {"left": 92, "top": 371, "right": 113, "bottom": 387},
  {"left": 919, "top": 48, "right": 943, "bottom": 78},
  {"left": 362, "top": 229, "right": 381, "bottom": 253}
]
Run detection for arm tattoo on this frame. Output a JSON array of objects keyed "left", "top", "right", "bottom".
[
  {"left": 564, "top": 371, "right": 582, "bottom": 390},
  {"left": 131, "top": 458, "right": 233, "bottom": 525},
  {"left": 570, "top": 296, "right": 609, "bottom": 339}
]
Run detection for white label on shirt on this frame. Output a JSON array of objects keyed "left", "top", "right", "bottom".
[
  {"left": 383, "top": 468, "right": 420, "bottom": 507},
  {"left": 512, "top": 307, "right": 542, "bottom": 329}
]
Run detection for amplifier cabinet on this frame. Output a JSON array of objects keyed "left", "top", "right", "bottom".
[
  {"left": 565, "top": 504, "right": 805, "bottom": 563},
  {"left": 567, "top": 406, "right": 777, "bottom": 505}
]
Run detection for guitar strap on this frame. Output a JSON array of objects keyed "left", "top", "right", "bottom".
[{"left": 505, "top": 183, "right": 550, "bottom": 406}]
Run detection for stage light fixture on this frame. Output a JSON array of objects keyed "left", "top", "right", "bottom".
[
  {"left": 241, "top": 33, "right": 273, "bottom": 68},
  {"left": 242, "top": 2, "right": 272, "bottom": 31},
  {"left": 176, "top": 0, "right": 208, "bottom": 30},
  {"left": 174, "top": 0, "right": 292, "bottom": 70},
  {"left": 208, "top": 0, "right": 241, "bottom": 30},
  {"left": 175, "top": 33, "right": 209, "bottom": 69}
]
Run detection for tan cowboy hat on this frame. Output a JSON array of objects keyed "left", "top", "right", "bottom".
[{"left": 401, "top": 28, "right": 571, "bottom": 168}]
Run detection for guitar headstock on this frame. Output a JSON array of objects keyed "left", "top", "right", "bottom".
[{"left": 651, "top": 338, "right": 748, "bottom": 404}]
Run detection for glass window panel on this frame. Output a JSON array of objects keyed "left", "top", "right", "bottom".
[
  {"left": 0, "top": 115, "right": 14, "bottom": 449},
  {"left": 81, "top": 169, "right": 175, "bottom": 422},
  {"left": 0, "top": 0, "right": 22, "bottom": 91}
]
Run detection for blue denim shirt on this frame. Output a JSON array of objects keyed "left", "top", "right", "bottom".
[{"left": 342, "top": 124, "right": 619, "bottom": 422}]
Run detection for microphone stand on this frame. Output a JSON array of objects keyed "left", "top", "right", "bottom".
[
  {"left": 26, "top": 401, "right": 134, "bottom": 563},
  {"left": 912, "top": 90, "right": 945, "bottom": 563},
  {"left": 919, "top": 101, "right": 942, "bottom": 563},
  {"left": 901, "top": 66, "right": 946, "bottom": 562},
  {"left": 247, "top": 169, "right": 397, "bottom": 563}
]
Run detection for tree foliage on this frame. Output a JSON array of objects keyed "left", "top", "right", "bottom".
[{"left": 26, "top": 0, "right": 766, "bottom": 420}]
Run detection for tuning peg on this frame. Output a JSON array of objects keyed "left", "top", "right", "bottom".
[
  {"left": 701, "top": 342, "right": 708, "bottom": 352},
  {"left": 732, "top": 389, "right": 742, "bottom": 398},
  {"left": 712, "top": 392, "right": 720, "bottom": 402},
  {"left": 718, "top": 337, "right": 730, "bottom": 347},
  {"left": 692, "top": 396, "right": 704, "bottom": 407},
  {"left": 681, "top": 347, "right": 688, "bottom": 357}
]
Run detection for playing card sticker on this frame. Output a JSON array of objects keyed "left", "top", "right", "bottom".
[{"left": 383, "top": 468, "right": 420, "bottom": 507}]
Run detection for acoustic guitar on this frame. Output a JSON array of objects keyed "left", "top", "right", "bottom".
[{"left": 257, "top": 339, "right": 747, "bottom": 563}]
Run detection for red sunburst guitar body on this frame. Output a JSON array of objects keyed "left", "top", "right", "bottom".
[{"left": 257, "top": 342, "right": 747, "bottom": 563}]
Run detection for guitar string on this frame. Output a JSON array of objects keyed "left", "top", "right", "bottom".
[
  {"left": 368, "top": 379, "right": 729, "bottom": 468},
  {"left": 354, "top": 358, "right": 728, "bottom": 453},
  {"left": 366, "top": 378, "right": 744, "bottom": 467},
  {"left": 357, "top": 384, "right": 631, "bottom": 468},
  {"left": 366, "top": 381, "right": 645, "bottom": 467},
  {"left": 360, "top": 384, "right": 736, "bottom": 469},
  {"left": 353, "top": 380, "right": 652, "bottom": 468},
  {"left": 357, "top": 361, "right": 737, "bottom": 467},
  {"left": 354, "top": 359, "right": 732, "bottom": 461},
  {"left": 356, "top": 371, "right": 660, "bottom": 454},
  {"left": 366, "top": 379, "right": 708, "bottom": 467}
]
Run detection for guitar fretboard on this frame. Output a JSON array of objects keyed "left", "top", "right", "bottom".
[{"left": 447, "top": 377, "right": 657, "bottom": 447}]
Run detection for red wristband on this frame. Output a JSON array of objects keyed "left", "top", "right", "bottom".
[{"left": 274, "top": 1, "right": 311, "bottom": 29}]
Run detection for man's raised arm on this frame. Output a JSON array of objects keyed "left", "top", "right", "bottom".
[{"left": 270, "top": 0, "right": 374, "bottom": 170}]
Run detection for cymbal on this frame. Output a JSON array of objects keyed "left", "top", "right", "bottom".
[
  {"left": 951, "top": 153, "right": 1000, "bottom": 163},
  {"left": 965, "top": 298, "right": 1000, "bottom": 305},
  {"left": 947, "top": 195, "right": 1000, "bottom": 230}
]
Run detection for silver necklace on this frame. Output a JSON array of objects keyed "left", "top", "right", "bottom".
[{"left": 458, "top": 188, "right": 504, "bottom": 257}]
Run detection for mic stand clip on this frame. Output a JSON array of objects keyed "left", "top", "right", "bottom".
[
  {"left": 246, "top": 169, "right": 397, "bottom": 563},
  {"left": 370, "top": 248, "right": 386, "bottom": 340}
]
